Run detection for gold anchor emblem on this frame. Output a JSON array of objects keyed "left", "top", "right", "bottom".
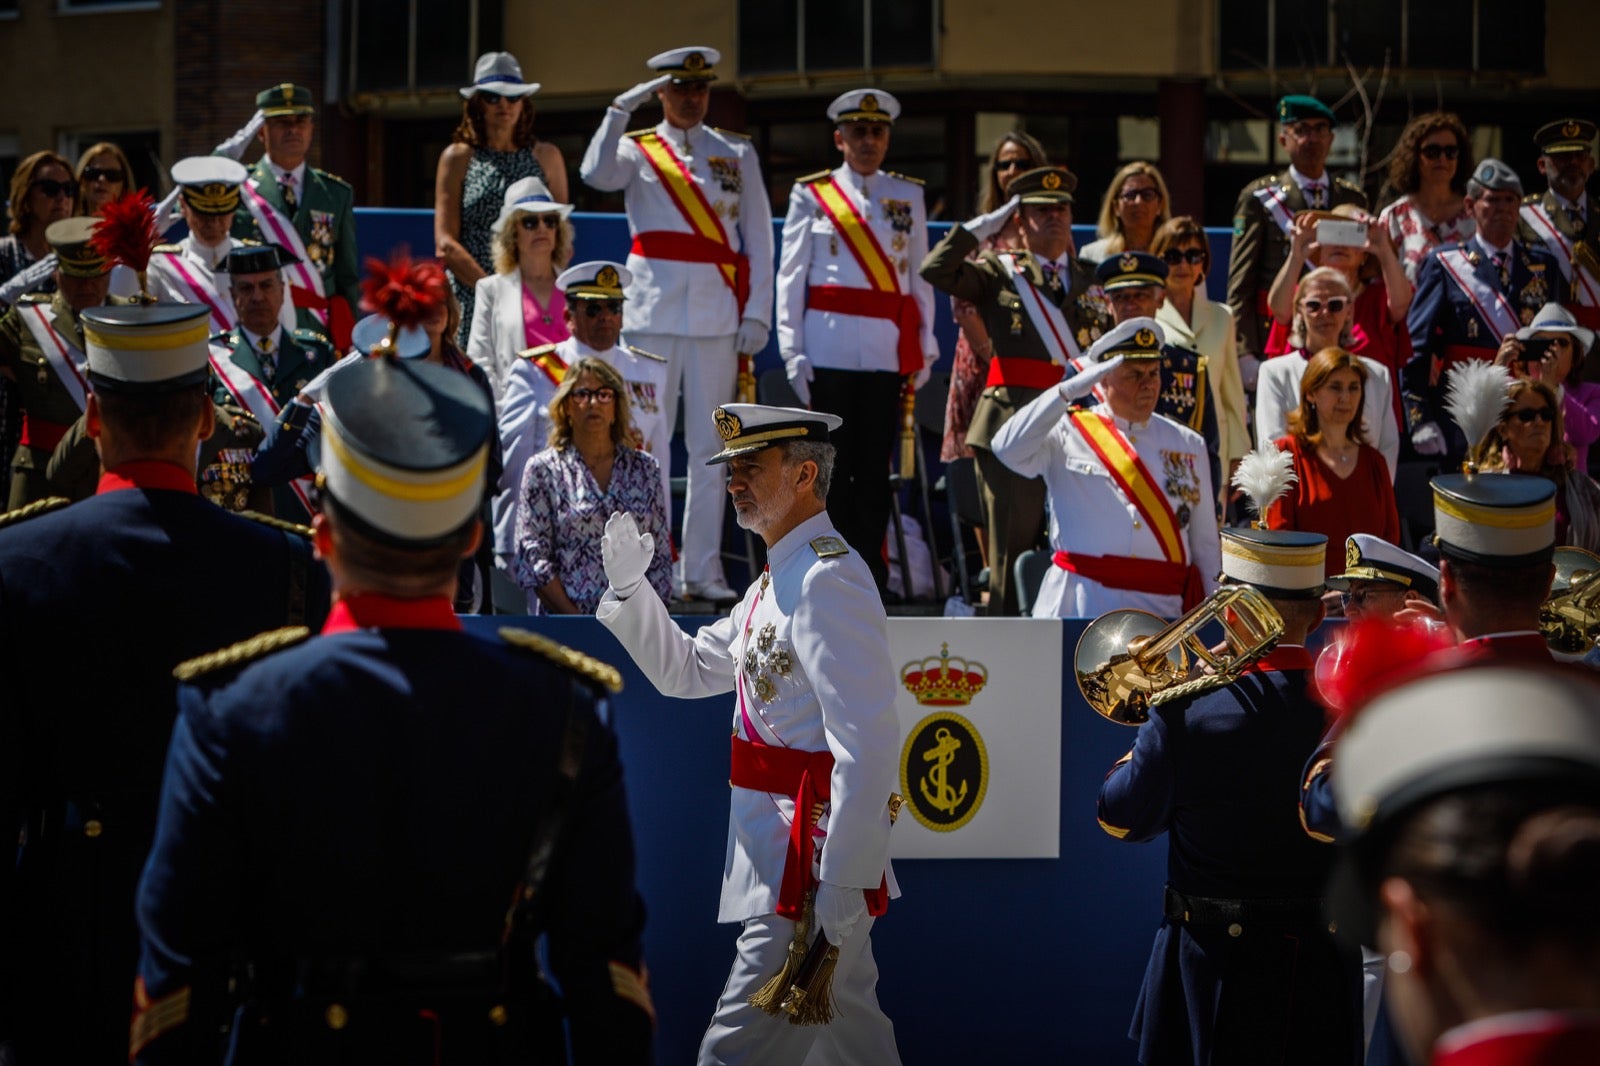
[
  {"left": 918, "top": 727, "right": 969, "bottom": 815},
  {"left": 1346, "top": 539, "right": 1362, "bottom": 570}
]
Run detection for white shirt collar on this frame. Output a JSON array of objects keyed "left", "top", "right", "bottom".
[
  {"left": 243, "top": 324, "right": 283, "bottom": 354},
  {"left": 1550, "top": 188, "right": 1589, "bottom": 214},
  {"left": 185, "top": 234, "right": 230, "bottom": 268},
  {"left": 565, "top": 336, "right": 622, "bottom": 360},
  {"left": 1473, "top": 232, "right": 1513, "bottom": 259},
  {"left": 1095, "top": 403, "right": 1152, "bottom": 433},
  {"left": 766, "top": 509, "right": 837, "bottom": 570},
  {"left": 660, "top": 121, "right": 701, "bottom": 149},
  {"left": 271, "top": 160, "right": 307, "bottom": 190},
  {"left": 1288, "top": 164, "right": 1327, "bottom": 191}
]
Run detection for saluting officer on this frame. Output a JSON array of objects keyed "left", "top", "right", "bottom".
[
  {"left": 920, "top": 164, "right": 1111, "bottom": 615},
  {"left": 1098, "top": 520, "right": 1364, "bottom": 1066},
  {"left": 1519, "top": 118, "right": 1600, "bottom": 337},
  {"left": 580, "top": 46, "right": 775, "bottom": 603},
  {"left": 776, "top": 89, "right": 937, "bottom": 593},
  {"left": 0, "top": 302, "right": 329, "bottom": 1065},
  {"left": 598, "top": 404, "right": 903, "bottom": 1065},
  {"left": 131, "top": 355, "right": 651, "bottom": 1063},
  {"left": 1227, "top": 95, "right": 1367, "bottom": 384}
]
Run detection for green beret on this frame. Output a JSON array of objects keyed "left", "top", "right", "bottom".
[{"left": 1278, "top": 95, "right": 1335, "bottom": 126}]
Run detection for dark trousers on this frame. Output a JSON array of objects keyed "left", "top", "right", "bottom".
[
  {"left": 973, "top": 445, "right": 1046, "bottom": 617},
  {"left": 811, "top": 368, "right": 903, "bottom": 593}
]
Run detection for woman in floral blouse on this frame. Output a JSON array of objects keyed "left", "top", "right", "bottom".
[
  {"left": 1377, "top": 112, "right": 1476, "bottom": 283},
  {"left": 513, "top": 356, "right": 671, "bottom": 613}
]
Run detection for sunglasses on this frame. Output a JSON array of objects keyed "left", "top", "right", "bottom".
[
  {"left": 1301, "top": 297, "right": 1349, "bottom": 314},
  {"left": 1511, "top": 406, "right": 1555, "bottom": 424},
  {"left": 519, "top": 214, "right": 561, "bottom": 231},
  {"left": 1419, "top": 144, "right": 1460, "bottom": 161},
  {"left": 1119, "top": 187, "right": 1161, "bottom": 204},
  {"left": 32, "top": 179, "right": 78, "bottom": 199},
  {"left": 1162, "top": 248, "right": 1207, "bottom": 266},
  {"left": 994, "top": 158, "right": 1033, "bottom": 172},
  {"left": 82, "top": 167, "right": 125, "bottom": 183},
  {"left": 569, "top": 387, "right": 616, "bottom": 404},
  {"left": 580, "top": 300, "right": 624, "bottom": 317},
  {"left": 1340, "top": 586, "right": 1403, "bottom": 608}
]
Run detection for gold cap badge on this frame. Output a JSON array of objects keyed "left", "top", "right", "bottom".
[
  {"left": 685, "top": 51, "right": 706, "bottom": 71},
  {"left": 1347, "top": 538, "right": 1362, "bottom": 570},
  {"left": 596, "top": 265, "right": 619, "bottom": 289},
  {"left": 862, "top": 93, "right": 879, "bottom": 112},
  {"left": 1120, "top": 253, "right": 1140, "bottom": 272},
  {"left": 1041, "top": 172, "right": 1061, "bottom": 191},
  {"left": 1134, "top": 328, "right": 1158, "bottom": 348},
  {"left": 714, "top": 407, "right": 742, "bottom": 442},
  {"left": 1564, "top": 121, "right": 1582, "bottom": 139}
]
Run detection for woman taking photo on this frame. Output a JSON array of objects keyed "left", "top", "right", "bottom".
[
  {"left": 1265, "top": 348, "right": 1400, "bottom": 575},
  {"left": 512, "top": 357, "right": 671, "bottom": 615},
  {"left": 1078, "top": 161, "right": 1171, "bottom": 263},
  {"left": 1495, "top": 303, "right": 1600, "bottom": 471},
  {"left": 465, "top": 176, "right": 575, "bottom": 398},
  {"left": 436, "top": 51, "right": 568, "bottom": 348},
  {"left": 1470, "top": 378, "right": 1600, "bottom": 553},
  {"left": 1376, "top": 112, "right": 1476, "bottom": 283}
]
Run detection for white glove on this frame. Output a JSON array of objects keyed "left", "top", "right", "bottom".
[
  {"left": 784, "top": 352, "right": 814, "bottom": 406},
  {"left": 1236, "top": 353, "right": 1261, "bottom": 393},
  {"left": 613, "top": 75, "right": 672, "bottom": 113},
  {"left": 736, "top": 318, "right": 770, "bottom": 356},
  {"left": 0, "top": 255, "right": 56, "bottom": 308},
  {"left": 602, "top": 511, "right": 654, "bottom": 599},
  {"left": 1060, "top": 355, "right": 1123, "bottom": 402},
  {"left": 1412, "top": 421, "right": 1447, "bottom": 457},
  {"left": 813, "top": 881, "right": 867, "bottom": 947},
  {"left": 962, "top": 195, "right": 1020, "bottom": 242},
  {"left": 216, "top": 109, "right": 266, "bottom": 160},
  {"left": 152, "top": 186, "right": 184, "bottom": 236}
]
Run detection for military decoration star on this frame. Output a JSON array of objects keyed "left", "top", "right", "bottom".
[{"left": 757, "top": 622, "right": 776, "bottom": 651}]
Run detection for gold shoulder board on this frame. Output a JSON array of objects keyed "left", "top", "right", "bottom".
[
  {"left": 795, "top": 169, "right": 833, "bottom": 185},
  {"left": 625, "top": 344, "right": 668, "bottom": 363},
  {"left": 18, "top": 292, "right": 51, "bottom": 305},
  {"left": 152, "top": 243, "right": 183, "bottom": 254},
  {"left": 713, "top": 127, "right": 753, "bottom": 140},
  {"left": 0, "top": 496, "right": 69, "bottom": 529},
  {"left": 520, "top": 343, "right": 560, "bottom": 361},
  {"left": 316, "top": 169, "right": 353, "bottom": 191},
  {"left": 237, "top": 509, "right": 314, "bottom": 538},
  {"left": 624, "top": 129, "right": 652, "bottom": 140},
  {"left": 173, "top": 625, "right": 312, "bottom": 682},
  {"left": 499, "top": 626, "right": 624, "bottom": 694},
  {"left": 884, "top": 170, "right": 926, "bottom": 186},
  {"left": 810, "top": 535, "right": 849, "bottom": 558}
]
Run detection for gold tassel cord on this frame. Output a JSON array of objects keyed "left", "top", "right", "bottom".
[
  {"left": 747, "top": 900, "right": 810, "bottom": 1016},
  {"left": 898, "top": 376, "right": 916, "bottom": 479},
  {"left": 780, "top": 938, "right": 840, "bottom": 1026}
]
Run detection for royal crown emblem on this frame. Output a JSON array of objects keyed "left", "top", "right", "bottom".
[
  {"left": 684, "top": 51, "right": 706, "bottom": 71},
  {"left": 1564, "top": 121, "right": 1583, "bottom": 139},
  {"left": 713, "top": 406, "right": 742, "bottom": 442},
  {"left": 596, "top": 265, "right": 620, "bottom": 289},
  {"left": 1134, "top": 327, "right": 1158, "bottom": 349},
  {"left": 1346, "top": 538, "right": 1362, "bottom": 570},
  {"left": 1120, "top": 253, "right": 1140, "bottom": 272},
  {"left": 1041, "top": 172, "right": 1061, "bottom": 191},
  {"left": 900, "top": 643, "right": 989, "bottom": 706},
  {"left": 861, "top": 93, "right": 879, "bottom": 113}
]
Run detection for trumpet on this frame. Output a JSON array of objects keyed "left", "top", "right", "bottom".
[
  {"left": 1074, "top": 585, "right": 1284, "bottom": 724},
  {"left": 1540, "top": 546, "right": 1600, "bottom": 654}
]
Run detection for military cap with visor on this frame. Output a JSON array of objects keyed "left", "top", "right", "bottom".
[
  {"left": 170, "top": 157, "right": 248, "bottom": 216},
  {"left": 558, "top": 260, "right": 631, "bottom": 301},
  {"left": 1096, "top": 250, "right": 1169, "bottom": 292},
  {"left": 1085, "top": 316, "right": 1165, "bottom": 362},
  {"left": 225, "top": 242, "right": 300, "bottom": 277},
  {"left": 81, "top": 304, "right": 212, "bottom": 393},
  {"left": 46, "top": 217, "right": 110, "bottom": 278},
  {"left": 256, "top": 83, "right": 315, "bottom": 117},
  {"left": 1326, "top": 534, "right": 1439, "bottom": 601},
  {"left": 647, "top": 46, "right": 720, "bottom": 83},
  {"left": 1008, "top": 166, "right": 1076, "bottom": 204},
  {"left": 828, "top": 89, "right": 900, "bottom": 125},
  {"left": 707, "top": 403, "right": 842, "bottom": 465},
  {"left": 1431, "top": 472, "right": 1556, "bottom": 567},
  {"left": 1534, "top": 118, "right": 1596, "bottom": 156}
]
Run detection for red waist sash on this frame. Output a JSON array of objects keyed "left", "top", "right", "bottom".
[
  {"left": 1053, "top": 549, "right": 1205, "bottom": 610},
  {"left": 805, "top": 285, "right": 923, "bottom": 374},
  {"left": 729, "top": 734, "right": 888, "bottom": 920},
  {"left": 630, "top": 231, "right": 750, "bottom": 317},
  {"left": 17, "top": 413, "right": 68, "bottom": 452},
  {"left": 985, "top": 356, "right": 1066, "bottom": 389}
]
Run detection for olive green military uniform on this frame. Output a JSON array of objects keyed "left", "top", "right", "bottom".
[{"left": 0, "top": 293, "right": 95, "bottom": 509}]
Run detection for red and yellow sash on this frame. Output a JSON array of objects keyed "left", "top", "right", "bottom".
[
  {"left": 805, "top": 175, "right": 922, "bottom": 372},
  {"left": 1070, "top": 411, "right": 1186, "bottom": 564},
  {"left": 526, "top": 347, "right": 568, "bottom": 387},
  {"left": 630, "top": 132, "right": 746, "bottom": 310}
]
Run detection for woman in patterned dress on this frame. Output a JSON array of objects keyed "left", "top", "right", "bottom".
[
  {"left": 1377, "top": 112, "right": 1476, "bottom": 283},
  {"left": 435, "top": 51, "right": 568, "bottom": 347}
]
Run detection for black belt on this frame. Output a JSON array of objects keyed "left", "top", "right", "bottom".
[{"left": 1163, "top": 884, "right": 1326, "bottom": 929}]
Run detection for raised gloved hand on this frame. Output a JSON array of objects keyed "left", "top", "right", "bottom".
[
  {"left": 613, "top": 75, "right": 672, "bottom": 113},
  {"left": 1236, "top": 353, "right": 1261, "bottom": 393},
  {"left": 1412, "top": 421, "right": 1447, "bottom": 457},
  {"left": 602, "top": 511, "right": 654, "bottom": 599},
  {"left": 784, "top": 352, "right": 815, "bottom": 406},
  {"left": 216, "top": 109, "right": 267, "bottom": 161},
  {"left": 0, "top": 255, "right": 57, "bottom": 308},
  {"left": 813, "top": 881, "right": 868, "bottom": 947},
  {"left": 1059, "top": 355, "right": 1123, "bottom": 402},
  {"left": 962, "top": 195, "right": 1020, "bottom": 243},
  {"left": 736, "top": 318, "right": 770, "bottom": 356}
]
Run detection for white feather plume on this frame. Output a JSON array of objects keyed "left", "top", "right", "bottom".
[
  {"left": 1444, "top": 360, "right": 1513, "bottom": 455},
  {"left": 1232, "top": 441, "right": 1298, "bottom": 522}
]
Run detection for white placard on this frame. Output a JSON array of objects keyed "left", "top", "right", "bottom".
[{"left": 888, "top": 617, "right": 1062, "bottom": 859}]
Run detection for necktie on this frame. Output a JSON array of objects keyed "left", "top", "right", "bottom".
[
  {"left": 1042, "top": 261, "right": 1061, "bottom": 289},
  {"left": 1306, "top": 184, "right": 1327, "bottom": 209},
  {"left": 258, "top": 335, "right": 277, "bottom": 384},
  {"left": 280, "top": 172, "right": 298, "bottom": 214},
  {"left": 1567, "top": 204, "right": 1586, "bottom": 231},
  {"left": 1493, "top": 253, "right": 1510, "bottom": 289}
]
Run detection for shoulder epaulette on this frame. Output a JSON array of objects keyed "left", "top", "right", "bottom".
[
  {"left": 796, "top": 169, "right": 833, "bottom": 185},
  {"left": 884, "top": 169, "right": 925, "bottom": 186},
  {"left": 172, "top": 625, "right": 311, "bottom": 682},
  {"left": 624, "top": 129, "right": 652, "bottom": 140},
  {"left": 624, "top": 344, "right": 668, "bottom": 363},
  {"left": 520, "top": 342, "right": 560, "bottom": 360},
  {"left": 1244, "top": 172, "right": 1282, "bottom": 192},
  {"left": 292, "top": 327, "right": 335, "bottom": 350},
  {"left": 1522, "top": 191, "right": 1543, "bottom": 205},
  {"left": 152, "top": 243, "right": 183, "bottom": 255},
  {"left": 312, "top": 168, "right": 352, "bottom": 191},
  {"left": 0, "top": 496, "right": 69, "bottom": 529},
  {"left": 237, "top": 509, "right": 313, "bottom": 538},
  {"left": 1334, "top": 176, "right": 1365, "bottom": 192},
  {"left": 499, "top": 626, "right": 623, "bottom": 694},
  {"left": 234, "top": 237, "right": 265, "bottom": 249},
  {"left": 18, "top": 292, "right": 51, "bottom": 305},
  {"left": 810, "top": 534, "right": 849, "bottom": 559},
  {"left": 713, "top": 127, "right": 753, "bottom": 140}
]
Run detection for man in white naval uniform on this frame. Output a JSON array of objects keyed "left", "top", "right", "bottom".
[
  {"left": 992, "top": 317, "right": 1220, "bottom": 618},
  {"left": 597, "top": 404, "right": 902, "bottom": 1066},
  {"left": 776, "top": 89, "right": 936, "bottom": 593},
  {"left": 580, "top": 45, "right": 775, "bottom": 603},
  {"left": 494, "top": 260, "right": 670, "bottom": 572},
  {"left": 147, "top": 157, "right": 298, "bottom": 338}
]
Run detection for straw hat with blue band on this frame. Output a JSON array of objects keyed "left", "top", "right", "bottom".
[
  {"left": 46, "top": 217, "right": 110, "bottom": 279},
  {"left": 647, "top": 46, "right": 720, "bottom": 83},
  {"left": 1431, "top": 472, "right": 1556, "bottom": 567},
  {"left": 707, "top": 403, "right": 842, "bottom": 465},
  {"left": 314, "top": 358, "right": 492, "bottom": 547},
  {"left": 491, "top": 176, "right": 573, "bottom": 237},
  {"left": 459, "top": 52, "right": 541, "bottom": 99},
  {"left": 81, "top": 304, "right": 212, "bottom": 393}
]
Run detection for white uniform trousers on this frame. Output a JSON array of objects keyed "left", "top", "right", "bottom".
[
  {"left": 628, "top": 330, "right": 736, "bottom": 586},
  {"left": 699, "top": 914, "right": 901, "bottom": 1066}
]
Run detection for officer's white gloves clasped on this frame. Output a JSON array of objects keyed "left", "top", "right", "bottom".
[
  {"left": 614, "top": 75, "right": 672, "bottom": 114},
  {"left": 784, "top": 353, "right": 815, "bottom": 405},
  {"left": 736, "top": 318, "right": 770, "bottom": 357},
  {"left": 814, "top": 881, "right": 868, "bottom": 947},
  {"left": 1412, "top": 421, "right": 1447, "bottom": 457},
  {"left": 962, "top": 196, "right": 1020, "bottom": 243},
  {"left": 1059, "top": 354, "right": 1123, "bottom": 402},
  {"left": 602, "top": 511, "right": 654, "bottom": 599},
  {"left": 216, "top": 109, "right": 267, "bottom": 161}
]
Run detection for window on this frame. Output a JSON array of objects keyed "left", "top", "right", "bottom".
[
  {"left": 348, "top": 0, "right": 503, "bottom": 96},
  {"left": 1220, "top": 0, "right": 1545, "bottom": 75},
  {"left": 739, "top": 0, "right": 937, "bottom": 76}
]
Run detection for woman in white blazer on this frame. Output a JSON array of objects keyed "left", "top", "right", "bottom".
[{"left": 466, "top": 175, "right": 575, "bottom": 398}]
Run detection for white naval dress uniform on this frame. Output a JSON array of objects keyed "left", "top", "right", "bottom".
[
  {"left": 147, "top": 236, "right": 298, "bottom": 336},
  {"left": 596, "top": 509, "right": 902, "bottom": 1066},
  {"left": 991, "top": 391, "right": 1221, "bottom": 619},
  {"left": 1254, "top": 351, "right": 1399, "bottom": 480},
  {"left": 580, "top": 113, "right": 775, "bottom": 587},
  {"left": 493, "top": 334, "right": 671, "bottom": 571}
]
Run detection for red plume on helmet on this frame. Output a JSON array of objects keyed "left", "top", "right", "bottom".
[
  {"left": 89, "top": 190, "right": 160, "bottom": 300},
  {"left": 358, "top": 250, "right": 447, "bottom": 355}
]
